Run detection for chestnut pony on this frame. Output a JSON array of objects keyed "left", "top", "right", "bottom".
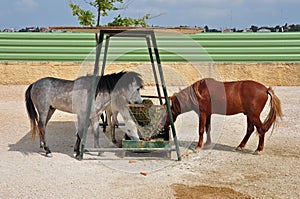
[{"left": 164, "top": 78, "right": 282, "bottom": 153}]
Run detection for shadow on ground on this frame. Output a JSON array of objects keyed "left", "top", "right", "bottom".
[
  {"left": 8, "top": 121, "right": 256, "bottom": 159},
  {"left": 180, "top": 140, "right": 254, "bottom": 154},
  {"left": 8, "top": 121, "right": 77, "bottom": 157}
]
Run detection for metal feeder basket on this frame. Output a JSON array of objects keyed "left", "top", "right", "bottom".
[{"left": 122, "top": 100, "right": 170, "bottom": 150}]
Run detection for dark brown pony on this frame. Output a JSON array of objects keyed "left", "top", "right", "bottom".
[{"left": 164, "top": 78, "right": 282, "bottom": 153}]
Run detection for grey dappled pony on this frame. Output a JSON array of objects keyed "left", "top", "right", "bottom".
[{"left": 25, "top": 71, "right": 143, "bottom": 158}]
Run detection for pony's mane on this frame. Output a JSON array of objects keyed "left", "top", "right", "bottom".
[{"left": 95, "top": 71, "right": 143, "bottom": 97}]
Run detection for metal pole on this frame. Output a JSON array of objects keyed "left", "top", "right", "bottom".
[
  {"left": 79, "top": 32, "right": 104, "bottom": 159},
  {"left": 145, "top": 35, "right": 163, "bottom": 105},
  {"left": 100, "top": 35, "right": 110, "bottom": 76},
  {"left": 150, "top": 31, "right": 181, "bottom": 161}
]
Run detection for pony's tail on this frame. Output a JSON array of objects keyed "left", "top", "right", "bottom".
[
  {"left": 263, "top": 87, "right": 283, "bottom": 133},
  {"left": 25, "top": 84, "right": 38, "bottom": 141}
]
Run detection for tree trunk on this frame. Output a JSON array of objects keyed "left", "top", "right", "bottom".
[{"left": 96, "top": 7, "right": 101, "bottom": 26}]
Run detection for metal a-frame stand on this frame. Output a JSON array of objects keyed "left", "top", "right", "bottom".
[{"left": 79, "top": 29, "right": 181, "bottom": 161}]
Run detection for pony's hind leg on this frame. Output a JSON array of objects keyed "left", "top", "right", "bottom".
[
  {"left": 237, "top": 116, "right": 255, "bottom": 151},
  {"left": 46, "top": 106, "right": 56, "bottom": 125},
  {"left": 39, "top": 107, "right": 55, "bottom": 157},
  {"left": 204, "top": 115, "right": 212, "bottom": 147},
  {"left": 254, "top": 121, "right": 266, "bottom": 153},
  {"left": 35, "top": 106, "right": 54, "bottom": 157},
  {"left": 247, "top": 114, "right": 265, "bottom": 153},
  {"left": 255, "top": 133, "right": 265, "bottom": 154},
  {"left": 34, "top": 103, "right": 53, "bottom": 157},
  {"left": 37, "top": 119, "right": 52, "bottom": 157}
]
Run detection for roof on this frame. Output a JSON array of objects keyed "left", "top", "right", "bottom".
[{"left": 49, "top": 26, "right": 204, "bottom": 34}]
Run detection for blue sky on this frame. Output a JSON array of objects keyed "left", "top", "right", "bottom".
[{"left": 0, "top": 0, "right": 299, "bottom": 30}]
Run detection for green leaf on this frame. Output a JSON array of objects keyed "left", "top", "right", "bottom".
[
  {"left": 107, "top": 14, "right": 150, "bottom": 27},
  {"left": 69, "top": 0, "right": 148, "bottom": 27}
]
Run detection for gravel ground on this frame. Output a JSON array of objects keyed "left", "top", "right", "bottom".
[{"left": 0, "top": 85, "right": 299, "bottom": 198}]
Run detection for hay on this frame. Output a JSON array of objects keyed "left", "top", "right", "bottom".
[{"left": 128, "top": 99, "right": 166, "bottom": 140}]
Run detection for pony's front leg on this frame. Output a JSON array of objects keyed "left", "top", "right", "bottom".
[
  {"left": 111, "top": 111, "right": 118, "bottom": 143},
  {"left": 91, "top": 117, "right": 100, "bottom": 148},
  {"left": 106, "top": 107, "right": 117, "bottom": 143},
  {"left": 196, "top": 112, "right": 206, "bottom": 150},
  {"left": 74, "top": 133, "right": 81, "bottom": 159},
  {"left": 74, "top": 115, "right": 85, "bottom": 159}
]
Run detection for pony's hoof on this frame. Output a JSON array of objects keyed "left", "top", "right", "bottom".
[
  {"left": 73, "top": 153, "right": 81, "bottom": 160},
  {"left": 195, "top": 146, "right": 202, "bottom": 151},
  {"left": 203, "top": 142, "right": 212, "bottom": 149},
  {"left": 235, "top": 146, "right": 243, "bottom": 151},
  {"left": 253, "top": 150, "right": 261, "bottom": 155},
  {"left": 45, "top": 152, "right": 52, "bottom": 157},
  {"left": 204, "top": 142, "right": 211, "bottom": 146}
]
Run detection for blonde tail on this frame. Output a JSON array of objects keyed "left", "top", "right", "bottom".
[{"left": 263, "top": 87, "right": 283, "bottom": 133}]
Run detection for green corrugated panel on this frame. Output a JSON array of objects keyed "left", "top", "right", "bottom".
[
  {"left": 0, "top": 39, "right": 95, "bottom": 47},
  {"left": 0, "top": 46, "right": 93, "bottom": 54},
  {"left": 0, "top": 32, "right": 95, "bottom": 40},
  {"left": 113, "top": 54, "right": 300, "bottom": 62},
  {"left": 205, "top": 47, "right": 300, "bottom": 54},
  {"left": 0, "top": 32, "right": 300, "bottom": 62},
  {"left": 0, "top": 53, "right": 88, "bottom": 61},
  {"left": 189, "top": 32, "right": 300, "bottom": 40}
]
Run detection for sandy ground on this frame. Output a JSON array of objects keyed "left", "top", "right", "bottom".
[{"left": 0, "top": 85, "right": 299, "bottom": 198}]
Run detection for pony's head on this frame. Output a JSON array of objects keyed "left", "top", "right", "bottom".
[
  {"left": 162, "top": 94, "right": 181, "bottom": 134},
  {"left": 126, "top": 79, "right": 143, "bottom": 104},
  {"left": 124, "top": 119, "right": 140, "bottom": 141},
  {"left": 96, "top": 71, "right": 143, "bottom": 104},
  {"left": 117, "top": 71, "right": 144, "bottom": 104}
]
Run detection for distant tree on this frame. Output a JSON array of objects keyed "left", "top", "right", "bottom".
[
  {"left": 209, "top": 28, "right": 221, "bottom": 32},
  {"left": 204, "top": 25, "right": 209, "bottom": 32},
  {"left": 250, "top": 25, "right": 258, "bottom": 32},
  {"left": 275, "top": 25, "right": 281, "bottom": 32},
  {"left": 288, "top": 24, "right": 300, "bottom": 32}
]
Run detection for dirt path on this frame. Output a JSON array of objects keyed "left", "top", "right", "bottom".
[{"left": 0, "top": 85, "right": 299, "bottom": 198}]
